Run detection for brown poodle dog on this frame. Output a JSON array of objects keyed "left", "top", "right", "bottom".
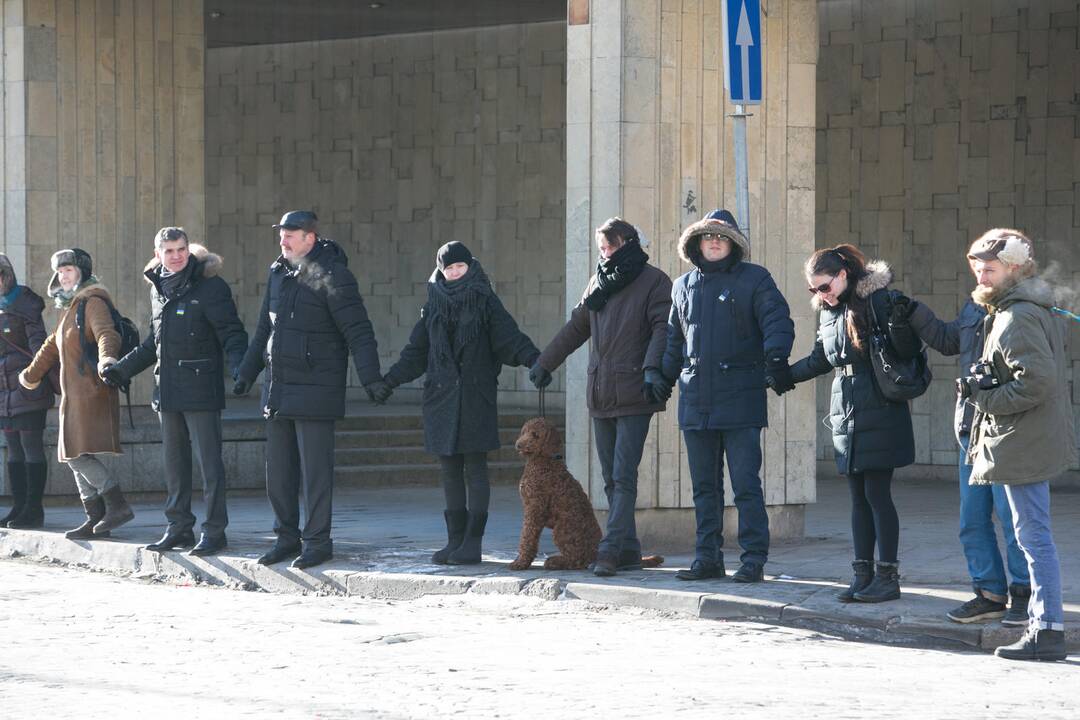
[{"left": 508, "top": 418, "right": 664, "bottom": 572}]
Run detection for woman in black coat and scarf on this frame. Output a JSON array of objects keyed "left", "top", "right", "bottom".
[
  {"left": 0, "top": 254, "right": 54, "bottom": 528},
  {"left": 789, "top": 244, "right": 921, "bottom": 603},
  {"left": 380, "top": 242, "right": 540, "bottom": 565}
]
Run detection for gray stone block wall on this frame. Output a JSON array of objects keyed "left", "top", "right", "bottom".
[
  {"left": 815, "top": 0, "right": 1080, "bottom": 468},
  {"left": 204, "top": 22, "right": 568, "bottom": 395}
]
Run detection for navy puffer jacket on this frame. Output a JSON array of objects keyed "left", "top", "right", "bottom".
[{"left": 662, "top": 217, "right": 794, "bottom": 430}]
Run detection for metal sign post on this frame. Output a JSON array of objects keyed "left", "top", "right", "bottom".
[{"left": 722, "top": 0, "right": 762, "bottom": 239}]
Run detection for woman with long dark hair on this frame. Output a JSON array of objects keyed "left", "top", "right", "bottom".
[
  {"left": 0, "top": 254, "right": 54, "bottom": 528},
  {"left": 379, "top": 241, "right": 540, "bottom": 565},
  {"left": 789, "top": 244, "right": 920, "bottom": 603}
]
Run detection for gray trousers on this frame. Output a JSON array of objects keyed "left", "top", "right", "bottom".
[
  {"left": 160, "top": 410, "right": 229, "bottom": 538},
  {"left": 592, "top": 413, "right": 653, "bottom": 558},
  {"left": 266, "top": 416, "right": 335, "bottom": 554},
  {"left": 67, "top": 454, "right": 116, "bottom": 500}
]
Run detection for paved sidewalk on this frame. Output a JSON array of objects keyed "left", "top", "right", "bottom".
[{"left": 3, "top": 471, "right": 1078, "bottom": 653}]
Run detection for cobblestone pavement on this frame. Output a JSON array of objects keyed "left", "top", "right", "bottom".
[{"left": 1, "top": 561, "right": 1075, "bottom": 719}]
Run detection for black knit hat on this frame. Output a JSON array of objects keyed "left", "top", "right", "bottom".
[
  {"left": 51, "top": 248, "right": 93, "bottom": 283},
  {"left": 436, "top": 241, "right": 473, "bottom": 271}
]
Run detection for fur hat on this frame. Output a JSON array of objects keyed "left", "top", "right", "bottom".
[
  {"left": 677, "top": 209, "right": 751, "bottom": 264},
  {"left": 48, "top": 248, "right": 93, "bottom": 296}
]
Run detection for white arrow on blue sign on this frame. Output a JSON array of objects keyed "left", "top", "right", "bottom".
[{"left": 722, "top": 0, "right": 762, "bottom": 104}]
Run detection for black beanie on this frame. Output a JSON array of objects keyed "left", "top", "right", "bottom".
[{"left": 436, "top": 241, "right": 473, "bottom": 271}]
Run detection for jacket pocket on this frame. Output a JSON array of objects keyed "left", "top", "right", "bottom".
[
  {"left": 177, "top": 358, "right": 217, "bottom": 377},
  {"left": 613, "top": 362, "right": 643, "bottom": 408}
]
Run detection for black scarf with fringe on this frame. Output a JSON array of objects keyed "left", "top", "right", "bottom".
[
  {"left": 583, "top": 239, "right": 649, "bottom": 311},
  {"left": 426, "top": 261, "right": 494, "bottom": 367}
]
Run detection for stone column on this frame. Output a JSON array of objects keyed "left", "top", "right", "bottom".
[
  {"left": 565, "top": 0, "right": 818, "bottom": 548},
  {"left": 0, "top": 0, "right": 206, "bottom": 494}
]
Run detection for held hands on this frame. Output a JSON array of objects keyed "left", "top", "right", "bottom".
[
  {"left": 643, "top": 368, "right": 673, "bottom": 404},
  {"left": 232, "top": 378, "right": 251, "bottom": 396},
  {"left": 890, "top": 292, "right": 916, "bottom": 324},
  {"left": 529, "top": 361, "right": 553, "bottom": 390},
  {"left": 365, "top": 379, "right": 394, "bottom": 405},
  {"left": 98, "top": 359, "right": 123, "bottom": 389},
  {"left": 764, "top": 357, "right": 795, "bottom": 396}
]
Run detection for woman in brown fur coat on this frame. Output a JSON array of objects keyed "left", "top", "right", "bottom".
[{"left": 20, "top": 248, "right": 133, "bottom": 539}]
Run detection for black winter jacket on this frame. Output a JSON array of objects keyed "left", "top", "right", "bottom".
[
  {"left": 238, "top": 238, "right": 381, "bottom": 420},
  {"left": 113, "top": 246, "right": 248, "bottom": 413},
  {"left": 791, "top": 261, "right": 919, "bottom": 475},
  {"left": 385, "top": 270, "right": 539, "bottom": 456},
  {"left": 0, "top": 286, "right": 54, "bottom": 418}
]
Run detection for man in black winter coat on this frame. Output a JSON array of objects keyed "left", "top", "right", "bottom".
[
  {"left": 235, "top": 210, "right": 388, "bottom": 570},
  {"left": 106, "top": 227, "right": 248, "bottom": 556},
  {"left": 663, "top": 209, "right": 795, "bottom": 583}
]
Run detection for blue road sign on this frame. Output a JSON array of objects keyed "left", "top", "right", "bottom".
[{"left": 722, "top": 0, "right": 762, "bottom": 104}]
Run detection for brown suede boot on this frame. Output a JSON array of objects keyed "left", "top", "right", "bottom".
[
  {"left": 92, "top": 486, "right": 134, "bottom": 535},
  {"left": 66, "top": 495, "right": 109, "bottom": 540}
]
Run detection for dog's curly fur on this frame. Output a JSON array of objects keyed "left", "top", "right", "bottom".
[
  {"left": 508, "top": 418, "right": 603, "bottom": 571},
  {"left": 508, "top": 417, "right": 665, "bottom": 572}
]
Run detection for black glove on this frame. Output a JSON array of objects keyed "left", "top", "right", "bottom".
[
  {"left": 764, "top": 356, "right": 795, "bottom": 396},
  {"left": 529, "top": 361, "right": 553, "bottom": 389},
  {"left": 365, "top": 379, "right": 393, "bottom": 405},
  {"left": 100, "top": 365, "right": 125, "bottom": 389},
  {"left": 232, "top": 378, "right": 251, "bottom": 396},
  {"left": 643, "top": 368, "right": 672, "bottom": 404},
  {"left": 890, "top": 292, "right": 916, "bottom": 324}
]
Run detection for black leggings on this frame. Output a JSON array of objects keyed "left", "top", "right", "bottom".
[
  {"left": 439, "top": 452, "right": 490, "bottom": 515},
  {"left": 847, "top": 469, "right": 899, "bottom": 563},
  {"left": 4, "top": 429, "right": 46, "bottom": 464}
]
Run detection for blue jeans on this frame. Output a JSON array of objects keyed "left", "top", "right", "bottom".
[
  {"left": 592, "top": 414, "right": 653, "bottom": 558},
  {"left": 958, "top": 436, "right": 1029, "bottom": 598},
  {"left": 1003, "top": 481, "right": 1064, "bottom": 630},
  {"left": 682, "top": 427, "right": 769, "bottom": 567}
]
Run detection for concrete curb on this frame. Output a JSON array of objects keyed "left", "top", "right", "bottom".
[{"left": 3, "top": 528, "right": 1077, "bottom": 653}]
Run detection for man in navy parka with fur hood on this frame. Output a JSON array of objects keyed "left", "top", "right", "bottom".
[{"left": 662, "top": 209, "right": 794, "bottom": 583}]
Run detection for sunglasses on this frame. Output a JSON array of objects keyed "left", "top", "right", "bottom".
[
  {"left": 701, "top": 233, "right": 726, "bottom": 242},
  {"left": 808, "top": 275, "right": 838, "bottom": 295}
]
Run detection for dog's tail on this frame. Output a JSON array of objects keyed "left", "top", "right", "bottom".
[{"left": 641, "top": 555, "right": 665, "bottom": 568}]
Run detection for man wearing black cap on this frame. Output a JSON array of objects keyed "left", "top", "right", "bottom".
[
  {"left": 663, "top": 209, "right": 794, "bottom": 583},
  {"left": 235, "top": 210, "right": 389, "bottom": 569}
]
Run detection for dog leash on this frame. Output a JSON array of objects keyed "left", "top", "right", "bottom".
[{"left": 538, "top": 386, "right": 546, "bottom": 419}]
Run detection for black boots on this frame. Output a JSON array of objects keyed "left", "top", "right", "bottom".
[
  {"left": 1, "top": 461, "right": 27, "bottom": 527},
  {"left": 431, "top": 509, "right": 468, "bottom": 564},
  {"left": 8, "top": 462, "right": 46, "bottom": 529},
  {"left": 995, "top": 626, "right": 1067, "bottom": 662},
  {"left": 447, "top": 512, "right": 487, "bottom": 565},
  {"left": 92, "top": 486, "right": 134, "bottom": 535},
  {"left": 853, "top": 561, "right": 901, "bottom": 603},
  {"left": 837, "top": 560, "right": 875, "bottom": 602},
  {"left": 65, "top": 495, "right": 109, "bottom": 540}
]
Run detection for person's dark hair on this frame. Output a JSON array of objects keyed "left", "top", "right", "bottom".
[
  {"left": 806, "top": 244, "right": 871, "bottom": 352},
  {"left": 155, "top": 226, "right": 189, "bottom": 250},
  {"left": 596, "top": 217, "right": 638, "bottom": 248}
]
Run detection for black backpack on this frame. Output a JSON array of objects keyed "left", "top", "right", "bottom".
[{"left": 76, "top": 296, "right": 141, "bottom": 426}]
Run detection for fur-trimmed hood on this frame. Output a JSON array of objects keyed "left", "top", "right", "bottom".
[
  {"left": 810, "top": 259, "right": 893, "bottom": 311},
  {"left": 143, "top": 243, "right": 222, "bottom": 282},
  {"left": 677, "top": 218, "right": 752, "bottom": 264}
]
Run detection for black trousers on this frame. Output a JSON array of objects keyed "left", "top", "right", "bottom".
[
  {"left": 265, "top": 416, "right": 335, "bottom": 554},
  {"left": 160, "top": 410, "right": 229, "bottom": 538}
]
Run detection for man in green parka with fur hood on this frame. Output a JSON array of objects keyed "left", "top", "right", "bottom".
[{"left": 962, "top": 228, "right": 1077, "bottom": 662}]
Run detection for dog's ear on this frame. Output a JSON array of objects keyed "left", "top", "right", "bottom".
[{"left": 542, "top": 421, "right": 562, "bottom": 458}]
